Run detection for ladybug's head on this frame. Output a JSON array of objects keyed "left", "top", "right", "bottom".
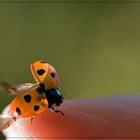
[{"left": 45, "top": 88, "right": 64, "bottom": 108}]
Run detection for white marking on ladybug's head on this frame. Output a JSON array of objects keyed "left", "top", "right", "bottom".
[{"left": 56, "top": 88, "right": 61, "bottom": 95}]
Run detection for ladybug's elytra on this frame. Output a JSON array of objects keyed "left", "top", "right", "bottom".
[
  {"left": 10, "top": 87, "right": 48, "bottom": 118},
  {"left": 0, "top": 60, "right": 64, "bottom": 131},
  {"left": 30, "top": 60, "right": 60, "bottom": 90}
]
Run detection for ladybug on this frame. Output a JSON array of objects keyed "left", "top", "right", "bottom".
[
  {"left": 30, "top": 60, "right": 64, "bottom": 110},
  {"left": 0, "top": 60, "right": 64, "bottom": 131}
]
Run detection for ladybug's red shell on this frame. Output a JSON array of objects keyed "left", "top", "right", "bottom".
[
  {"left": 30, "top": 60, "right": 60, "bottom": 90},
  {"left": 9, "top": 88, "right": 48, "bottom": 118}
]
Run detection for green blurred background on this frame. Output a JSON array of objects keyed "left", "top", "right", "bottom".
[{"left": 0, "top": 1, "right": 140, "bottom": 111}]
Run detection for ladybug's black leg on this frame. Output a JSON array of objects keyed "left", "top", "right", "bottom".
[
  {"left": 13, "top": 117, "right": 16, "bottom": 121},
  {"left": 30, "top": 116, "right": 34, "bottom": 124},
  {"left": 51, "top": 107, "right": 65, "bottom": 116}
]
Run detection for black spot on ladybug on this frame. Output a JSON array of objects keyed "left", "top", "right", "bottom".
[
  {"left": 24, "top": 94, "right": 31, "bottom": 103},
  {"left": 37, "top": 69, "right": 46, "bottom": 75},
  {"left": 34, "top": 105, "right": 40, "bottom": 111},
  {"left": 36, "top": 87, "right": 44, "bottom": 94},
  {"left": 40, "top": 61, "right": 46, "bottom": 63},
  {"left": 39, "top": 83, "right": 45, "bottom": 90},
  {"left": 51, "top": 72, "right": 55, "bottom": 78},
  {"left": 16, "top": 107, "right": 22, "bottom": 115}
]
